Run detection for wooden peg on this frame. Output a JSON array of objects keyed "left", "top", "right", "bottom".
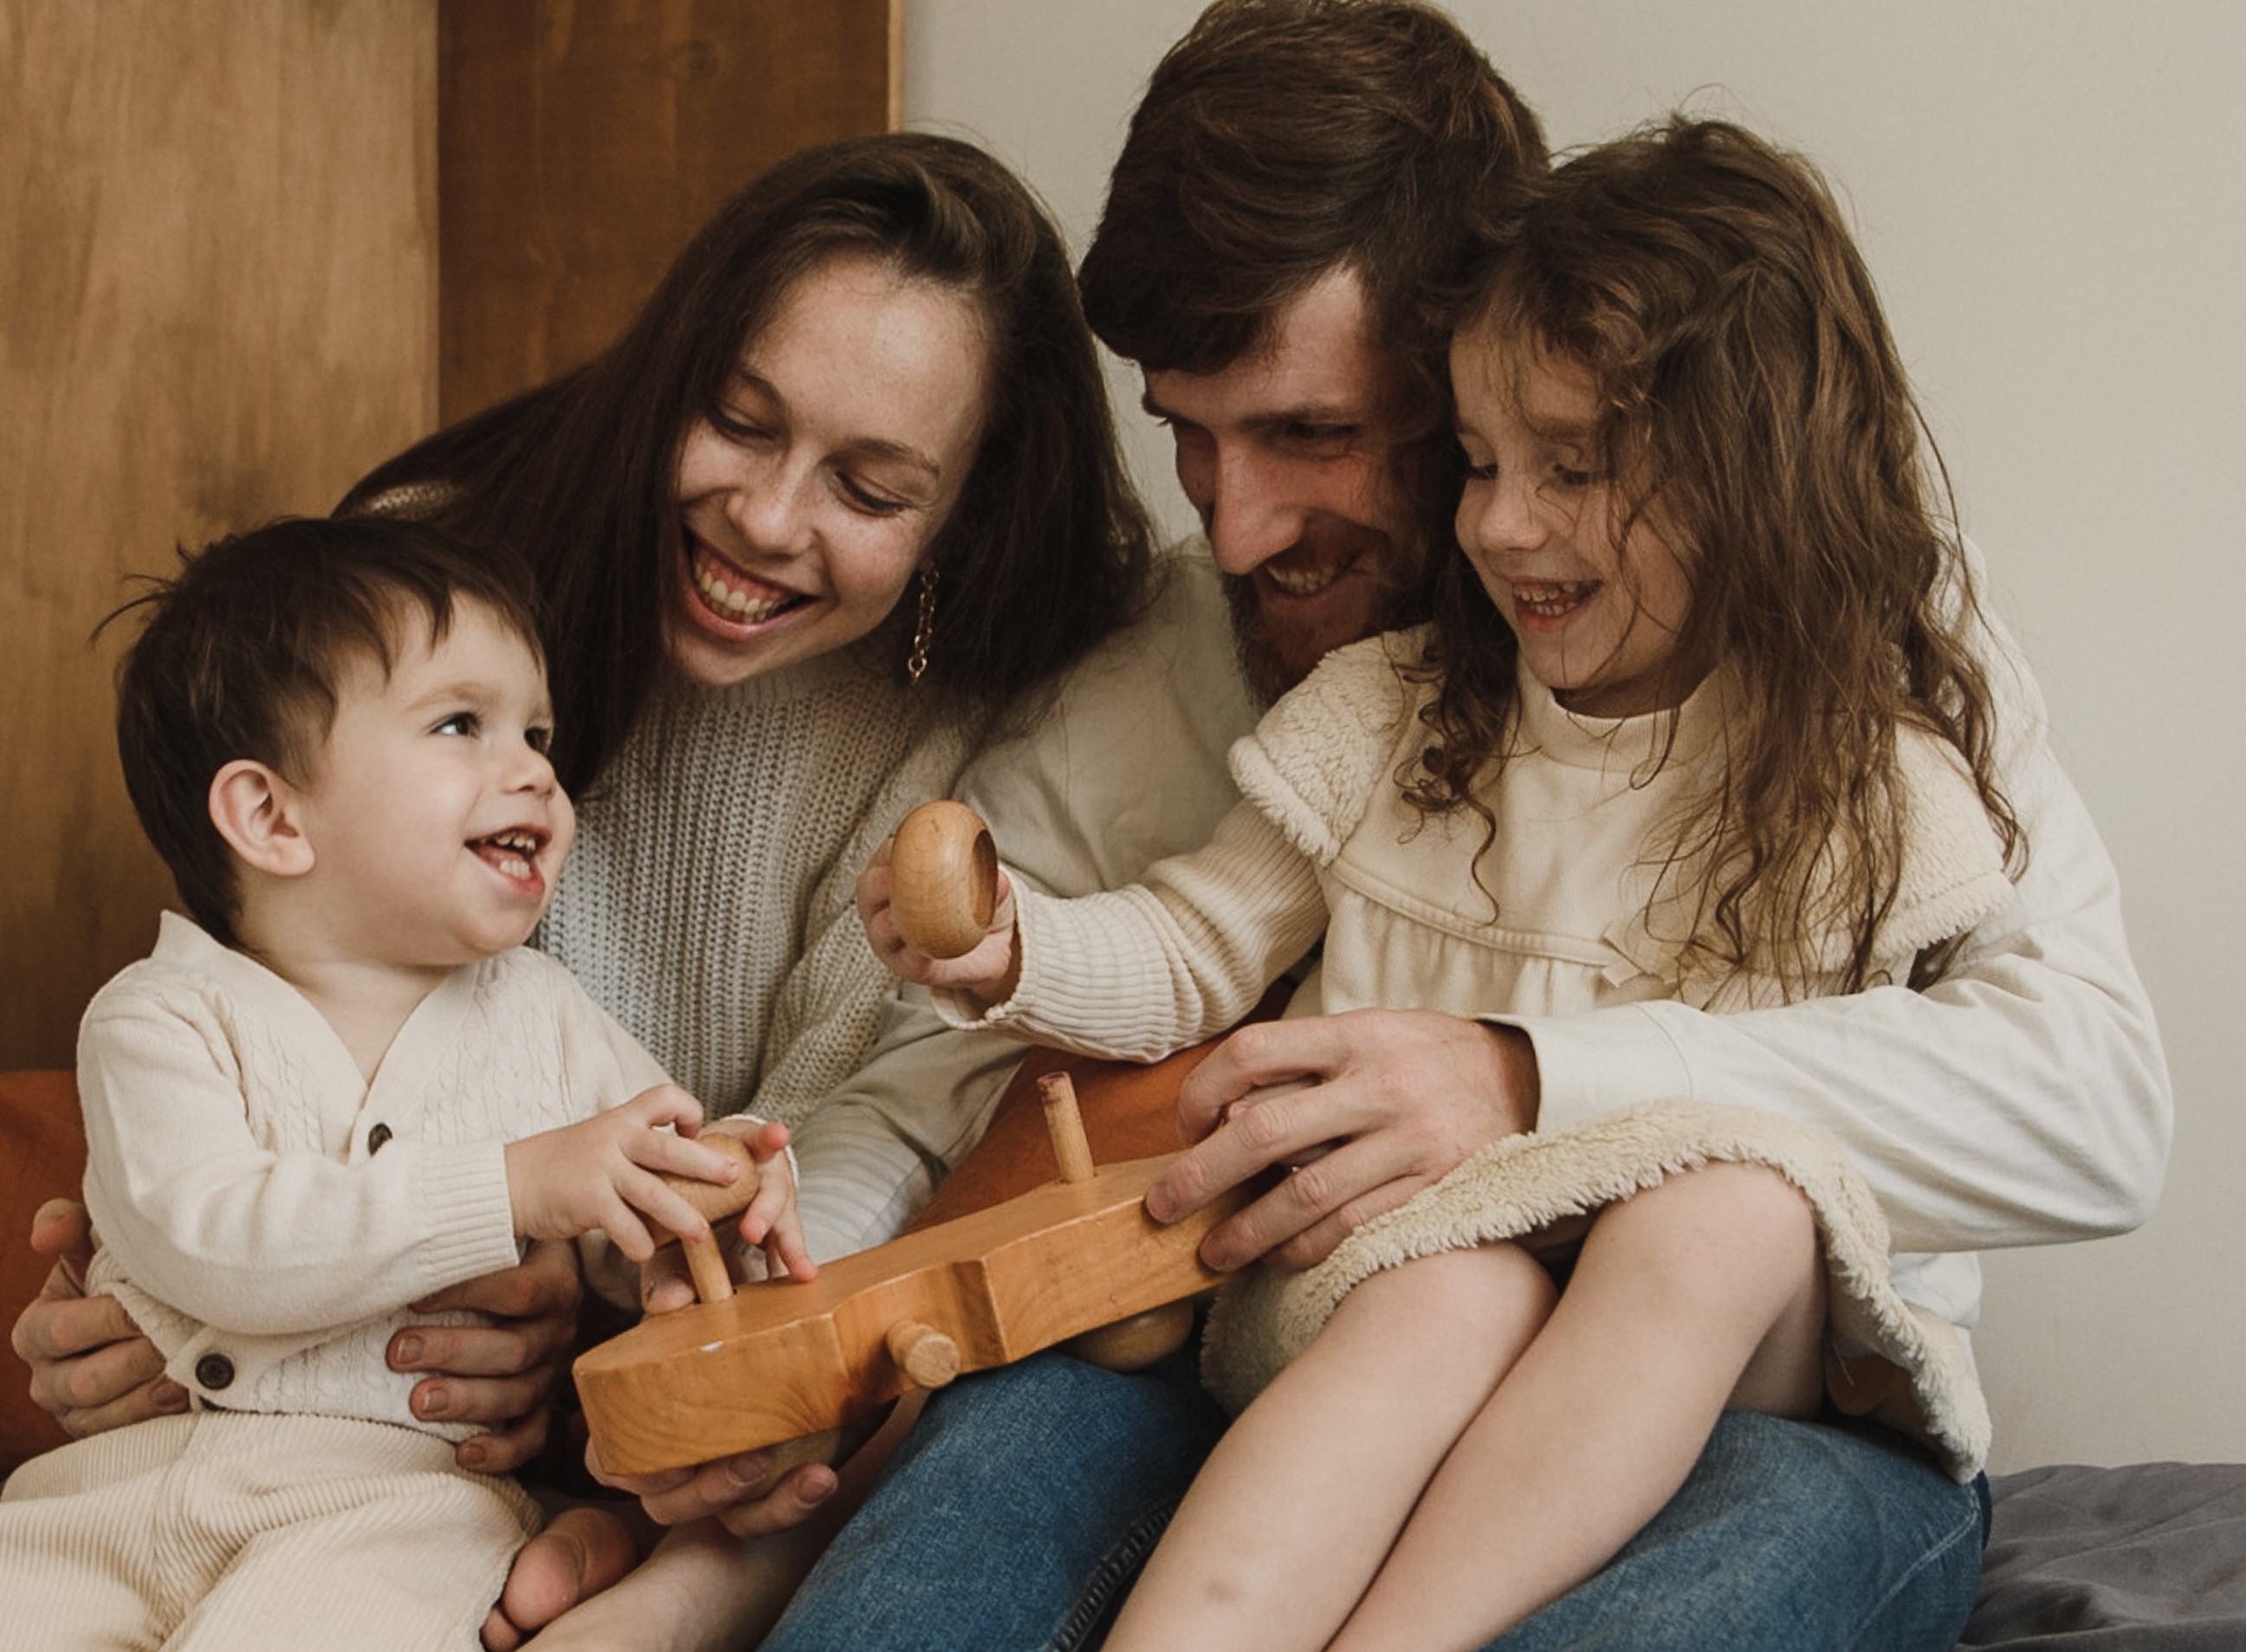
[
  {"left": 885, "top": 1318, "right": 961, "bottom": 1389},
  {"left": 650, "top": 1132, "right": 762, "bottom": 1305},
  {"left": 1039, "top": 1072, "right": 1096, "bottom": 1185},
  {"left": 890, "top": 800, "right": 998, "bottom": 959}
]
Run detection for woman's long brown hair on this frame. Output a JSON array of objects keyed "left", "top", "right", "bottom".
[
  {"left": 340, "top": 133, "right": 1153, "bottom": 795},
  {"left": 1413, "top": 119, "right": 2021, "bottom": 994}
]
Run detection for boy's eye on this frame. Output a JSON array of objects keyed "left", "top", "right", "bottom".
[
  {"left": 1286, "top": 421, "right": 1356, "bottom": 447},
  {"left": 433, "top": 711, "right": 479, "bottom": 737}
]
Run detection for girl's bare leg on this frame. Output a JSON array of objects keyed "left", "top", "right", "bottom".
[
  {"left": 1105, "top": 1243, "right": 1557, "bottom": 1652},
  {"left": 1330, "top": 1163, "right": 1827, "bottom": 1652}
]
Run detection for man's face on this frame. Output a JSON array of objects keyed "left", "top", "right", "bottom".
[{"left": 1142, "top": 267, "right": 1425, "bottom": 700}]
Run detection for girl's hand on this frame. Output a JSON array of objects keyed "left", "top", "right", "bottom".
[
  {"left": 856, "top": 836, "right": 1021, "bottom": 1009},
  {"left": 503, "top": 1085, "right": 741, "bottom": 1262}
]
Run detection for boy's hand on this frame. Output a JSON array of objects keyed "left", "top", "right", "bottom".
[
  {"left": 710, "top": 1117, "right": 817, "bottom": 1283},
  {"left": 504, "top": 1085, "right": 741, "bottom": 1262},
  {"left": 856, "top": 837, "right": 1021, "bottom": 1009}
]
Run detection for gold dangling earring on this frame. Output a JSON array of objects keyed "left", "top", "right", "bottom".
[{"left": 906, "top": 563, "right": 940, "bottom": 684}]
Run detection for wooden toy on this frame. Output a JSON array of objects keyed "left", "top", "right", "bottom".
[
  {"left": 573, "top": 802, "right": 1246, "bottom": 1478},
  {"left": 576, "top": 1072, "right": 1244, "bottom": 1475}
]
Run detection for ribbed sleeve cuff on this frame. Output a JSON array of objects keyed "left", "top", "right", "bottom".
[
  {"left": 410, "top": 1140, "right": 521, "bottom": 1292},
  {"left": 1498, "top": 1002, "right": 1696, "bottom": 1137}
]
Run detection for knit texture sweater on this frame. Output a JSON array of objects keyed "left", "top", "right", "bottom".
[
  {"left": 537, "top": 639, "right": 980, "bottom": 1136},
  {"left": 80, "top": 915, "right": 667, "bottom": 1438}
]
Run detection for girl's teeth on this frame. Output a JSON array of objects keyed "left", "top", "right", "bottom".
[{"left": 1515, "top": 581, "right": 1596, "bottom": 616}]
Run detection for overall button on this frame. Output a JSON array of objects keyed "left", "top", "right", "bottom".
[
  {"left": 368, "top": 1123, "right": 393, "bottom": 1153},
  {"left": 195, "top": 1352, "right": 236, "bottom": 1391}
]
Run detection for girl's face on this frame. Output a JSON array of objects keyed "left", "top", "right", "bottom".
[
  {"left": 1451, "top": 324, "right": 1700, "bottom": 719},
  {"left": 664, "top": 254, "right": 991, "bottom": 690}
]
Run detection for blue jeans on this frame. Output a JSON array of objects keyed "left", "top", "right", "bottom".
[{"left": 761, "top": 1352, "right": 1985, "bottom": 1652}]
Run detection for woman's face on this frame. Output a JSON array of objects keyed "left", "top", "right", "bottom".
[{"left": 665, "top": 254, "right": 991, "bottom": 689}]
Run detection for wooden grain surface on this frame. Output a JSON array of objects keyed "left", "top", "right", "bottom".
[
  {"left": 576, "top": 1154, "right": 1244, "bottom": 1476},
  {"left": 437, "top": 0, "right": 899, "bottom": 422},
  {"left": 0, "top": 0, "right": 438, "bottom": 1067}
]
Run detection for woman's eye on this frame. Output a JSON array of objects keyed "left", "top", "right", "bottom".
[
  {"left": 1550, "top": 464, "right": 1596, "bottom": 489},
  {"left": 839, "top": 476, "right": 911, "bottom": 517},
  {"left": 710, "top": 407, "right": 767, "bottom": 442},
  {"left": 433, "top": 712, "right": 478, "bottom": 737}
]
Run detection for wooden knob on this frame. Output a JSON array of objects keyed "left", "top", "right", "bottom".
[
  {"left": 890, "top": 800, "right": 998, "bottom": 959},
  {"left": 1064, "top": 1300, "right": 1197, "bottom": 1372},
  {"left": 885, "top": 1319, "right": 961, "bottom": 1390},
  {"left": 650, "top": 1132, "right": 762, "bottom": 1305}
]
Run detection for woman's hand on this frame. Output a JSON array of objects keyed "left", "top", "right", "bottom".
[
  {"left": 391, "top": 1238, "right": 584, "bottom": 1472},
  {"left": 1145, "top": 1008, "right": 1543, "bottom": 1272},
  {"left": 11, "top": 1198, "right": 184, "bottom": 1436},
  {"left": 13, "top": 1199, "right": 581, "bottom": 1474},
  {"left": 856, "top": 836, "right": 1020, "bottom": 1009}
]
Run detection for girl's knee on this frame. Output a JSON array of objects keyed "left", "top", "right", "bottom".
[{"left": 1342, "top": 1243, "right": 1557, "bottom": 1353}]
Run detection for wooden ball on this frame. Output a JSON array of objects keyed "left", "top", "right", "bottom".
[{"left": 890, "top": 800, "right": 998, "bottom": 959}]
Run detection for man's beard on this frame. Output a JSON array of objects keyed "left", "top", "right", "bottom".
[{"left": 1220, "top": 565, "right": 1423, "bottom": 707}]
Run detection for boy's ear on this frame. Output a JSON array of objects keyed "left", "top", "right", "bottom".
[{"left": 208, "top": 759, "right": 315, "bottom": 878}]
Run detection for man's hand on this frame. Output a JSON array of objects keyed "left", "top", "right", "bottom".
[
  {"left": 1145, "top": 1008, "right": 1540, "bottom": 1271},
  {"left": 390, "top": 1237, "right": 583, "bottom": 1473},
  {"left": 586, "top": 1435, "right": 840, "bottom": 1539},
  {"left": 12, "top": 1199, "right": 184, "bottom": 1437}
]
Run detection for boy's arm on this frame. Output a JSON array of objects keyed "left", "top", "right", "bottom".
[{"left": 77, "top": 998, "right": 521, "bottom": 1337}]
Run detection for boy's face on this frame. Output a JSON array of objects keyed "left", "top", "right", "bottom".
[{"left": 290, "top": 600, "right": 573, "bottom": 971}]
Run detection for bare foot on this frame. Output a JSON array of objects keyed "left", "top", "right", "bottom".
[{"left": 482, "top": 1505, "right": 643, "bottom": 1650}]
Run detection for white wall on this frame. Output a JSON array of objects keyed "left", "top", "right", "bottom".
[{"left": 905, "top": 1, "right": 2245, "bottom": 1473}]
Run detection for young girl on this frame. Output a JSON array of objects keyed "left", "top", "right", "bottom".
[{"left": 863, "top": 118, "right": 2020, "bottom": 1651}]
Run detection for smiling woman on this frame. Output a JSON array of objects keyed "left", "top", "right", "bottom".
[{"left": 13, "top": 131, "right": 1194, "bottom": 1651}]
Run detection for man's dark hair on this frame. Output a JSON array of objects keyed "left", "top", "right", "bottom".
[
  {"left": 1079, "top": 0, "right": 1545, "bottom": 378},
  {"left": 1078, "top": 0, "right": 1545, "bottom": 580},
  {"left": 105, "top": 515, "right": 544, "bottom": 945}
]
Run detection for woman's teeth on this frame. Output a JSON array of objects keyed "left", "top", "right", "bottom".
[{"left": 693, "top": 545, "right": 795, "bottom": 622}]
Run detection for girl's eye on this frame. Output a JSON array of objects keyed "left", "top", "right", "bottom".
[
  {"left": 525, "top": 724, "right": 553, "bottom": 755},
  {"left": 433, "top": 712, "right": 478, "bottom": 737}
]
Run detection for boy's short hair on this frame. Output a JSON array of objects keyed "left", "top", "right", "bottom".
[{"left": 107, "top": 515, "right": 545, "bottom": 945}]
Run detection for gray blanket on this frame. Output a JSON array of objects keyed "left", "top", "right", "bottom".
[{"left": 1961, "top": 1461, "right": 2246, "bottom": 1648}]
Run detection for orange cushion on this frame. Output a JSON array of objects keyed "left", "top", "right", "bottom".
[{"left": 0, "top": 1071, "right": 87, "bottom": 1475}]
